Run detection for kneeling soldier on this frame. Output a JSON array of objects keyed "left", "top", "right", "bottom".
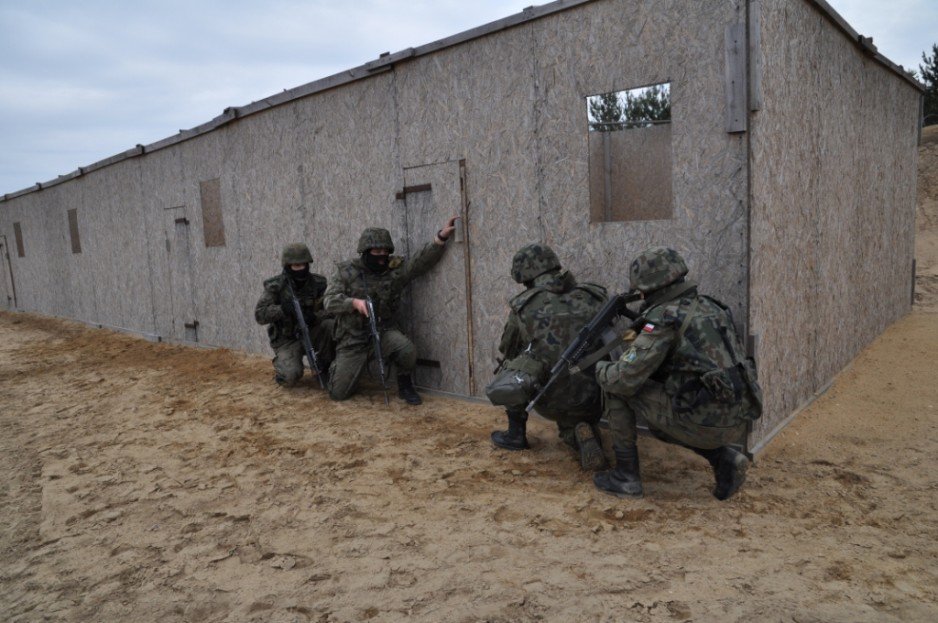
[
  {"left": 593, "top": 247, "right": 762, "bottom": 500},
  {"left": 486, "top": 243, "right": 609, "bottom": 470},
  {"left": 323, "top": 218, "right": 457, "bottom": 404},
  {"left": 254, "top": 243, "right": 335, "bottom": 387}
]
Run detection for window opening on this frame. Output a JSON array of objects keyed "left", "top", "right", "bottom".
[{"left": 586, "top": 82, "right": 673, "bottom": 222}]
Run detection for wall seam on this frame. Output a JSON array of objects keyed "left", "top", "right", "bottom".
[
  {"left": 530, "top": 20, "right": 547, "bottom": 241},
  {"left": 137, "top": 160, "right": 160, "bottom": 334}
]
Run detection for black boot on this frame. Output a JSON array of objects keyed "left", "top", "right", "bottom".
[
  {"left": 397, "top": 374, "right": 422, "bottom": 405},
  {"left": 491, "top": 409, "right": 529, "bottom": 450},
  {"left": 593, "top": 445, "right": 643, "bottom": 497},
  {"left": 695, "top": 447, "right": 749, "bottom": 500},
  {"left": 574, "top": 422, "right": 608, "bottom": 471}
]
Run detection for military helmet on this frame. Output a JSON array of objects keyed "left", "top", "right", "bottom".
[
  {"left": 281, "top": 242, "right": 313, "bottom": 265},
  {"left": 357, "top": 227, "right": 395, "bottom": 254},
  {"left": 629, "top": 247, "right": 688, "bottom": 293},
  {"left": 511, "top": 243, "right": 561, "bottom": 284}
]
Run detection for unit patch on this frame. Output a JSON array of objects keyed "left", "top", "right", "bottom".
[{"left": 642, "top": 323, "right": 656, "bottom": 333}]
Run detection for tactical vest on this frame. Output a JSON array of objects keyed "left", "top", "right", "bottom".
[{"left": 262, "top": 273, "right": 327, "bottom": 347}]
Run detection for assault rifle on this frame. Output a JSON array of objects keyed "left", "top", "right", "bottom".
[
  {"left": 283, "top": 278, "right": 326, "bottom": 388},
  {"left": 364, "top": 297, "right": 391, "bottom": 406},
  {"left": 524, "top": 290, "right": 643, "bottom": 413}
]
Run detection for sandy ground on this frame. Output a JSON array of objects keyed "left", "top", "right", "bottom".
[{"left": 1, "top": 131, "right": 937, "bottom": 623}]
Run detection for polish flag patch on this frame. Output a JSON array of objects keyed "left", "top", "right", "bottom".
[{"left": 642, "top": 323, "right": 656, "bottom": 333}]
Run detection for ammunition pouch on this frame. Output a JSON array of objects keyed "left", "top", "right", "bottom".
[
  {"left": 485, "top": 354, "right": 545, "bottom": 408},
  {"left": 671, "top": 362, "right": 762, "bottom": 422},
  {"left": 671, "top": 366, "right": 745, "bottom": 413}
]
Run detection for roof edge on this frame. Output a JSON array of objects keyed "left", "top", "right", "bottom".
[{"left": 804, "top": 0, "right": 925, "bottom": 93}]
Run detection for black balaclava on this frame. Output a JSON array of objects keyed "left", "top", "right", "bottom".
[
  {"left": 362, "top": 251, "right": 390, "bottom": 273},
  {"left": 286, "top": 264, "right": 310, "bottom": 283}
]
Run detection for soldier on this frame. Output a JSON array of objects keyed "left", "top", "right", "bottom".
[
  {"left": 593, "top": 247, "right": 762, "bottom": 500},
  {"left": 486, "top": 243, "right": 609, "bottom": 470},
  {"left": 323, "top": 217, "right": 458, "bottom": 404},
  {"left": 254, "top": 243, "right": 335, "bottom": 387}
]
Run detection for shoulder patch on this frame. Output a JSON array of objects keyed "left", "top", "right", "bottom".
[{"left": 389, "top": 256, "right": 404, "bottom": 270}]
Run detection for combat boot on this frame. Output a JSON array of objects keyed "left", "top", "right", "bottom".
[
  {"left": 397, "top": 374, "right": 422, "bottom": 405},
  {"left": 574, "top": 422, "right": 608, "bottom": 471},
  {"left": 593, "top": 445, "right": 643, "bottom": 498},
  {"left": 694, "top": 446, "right": 749, "bottom": 500},
  {"left": 491, "top": 409, "right": 530, "bottom": 450}
]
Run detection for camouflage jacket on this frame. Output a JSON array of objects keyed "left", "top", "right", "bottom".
[
  {"left": 595, "top": 281, "right": 761, "bottom": 426},
  {"left": 323, "top": 239, "right": 447, "bottom": 348},
  {"left": 499, "top": 270, "right": 607, "bottom": 414},
  {"left": 254, "top": 272, "right": 328, "bottom": 348}
]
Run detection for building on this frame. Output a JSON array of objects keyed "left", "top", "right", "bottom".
[{"left": 0, "top": 0, "right": 923, "bottom": 452}]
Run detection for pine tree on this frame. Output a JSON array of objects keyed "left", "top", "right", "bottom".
[
  {"left": 919, "top": 44, "right": 938, "bottom": 127},
  {"left": 622, "top": 84, "right": 671, "bottom": 129},
  {"left": 588, "top": 92, "right": 625, "bottom": 131}
]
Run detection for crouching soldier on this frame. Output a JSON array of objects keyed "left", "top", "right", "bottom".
[
  {"left": 323, "top": 217, "right": 457, "bottom": 404},
  {"left": 255, "top": 243, "right": 335, "bottom": 387},
  {"left": 486, "top": 243, "right": 609, "bottom": 470},
  {"left": 593, "top": 247, "right": 763, "bottom": 500}
]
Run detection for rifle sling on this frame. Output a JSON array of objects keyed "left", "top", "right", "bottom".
[
  {"left": 570, "top": 288, "right": 700, "bottom": 375},
  {"left": 569, "top": 333, "right": 630, "bottom": 375}
]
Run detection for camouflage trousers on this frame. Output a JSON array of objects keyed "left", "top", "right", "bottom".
[
  {"left": 327, "top": 328, "right": 416, "bottom": 400},
  {"left": 604, "top": 380, "right": 748, "bottom": 450},
  {"left": 533, "top": 402, "right": 603, "bottom": 449},
  {"left": 271, "top": 320, "right": 335, "bottom": 387}
]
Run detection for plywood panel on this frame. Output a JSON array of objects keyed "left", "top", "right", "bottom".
[
  {"left": 749, "top": 0, "right": 919, "bottom": 445},
  {"left": 396, "top": 22, "right": 542, "bottom": 392},
  {"left": 402, "top": 161, "right": 471, "bottom": 393},
  {"left": 588, "top": 125, "right": 673, "bottom": 222}
]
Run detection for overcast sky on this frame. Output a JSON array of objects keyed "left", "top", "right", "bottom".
[{"left": 1, "top": 0, "right": 935, "bottom": 195}]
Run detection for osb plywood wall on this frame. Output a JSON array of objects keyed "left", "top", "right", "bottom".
[
  {"left": 588, "top": 125, "right": 674, "bottom": 222},
  {"left": 749, "top": 0, "right": 920, "bottom": 444}
]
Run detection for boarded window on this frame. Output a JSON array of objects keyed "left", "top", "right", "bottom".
[
  {"left": 200, "top": 178, "right": 226, "bottom": 247},
  {"left": 13, "top": 222, "right": 25, "bottom": 257},
  {"left": 67, "top": 209, "right": 82, "bottom": 254},
  {"left": 587, "top": 82, "right": 673, "bottom": 222}
]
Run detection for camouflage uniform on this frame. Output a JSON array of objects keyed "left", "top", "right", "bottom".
[
  {"left": 487, "top": 243, "right": 609, "bottom": 469},
  {"left": 593, "top": 247, "right": 762, "bottom": 500},
  {"left": 323, "top": 227, "right": 448, "bottom": 401},
  {"left": 255, "top": 244, "right": 335, "bottom": 387}
]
